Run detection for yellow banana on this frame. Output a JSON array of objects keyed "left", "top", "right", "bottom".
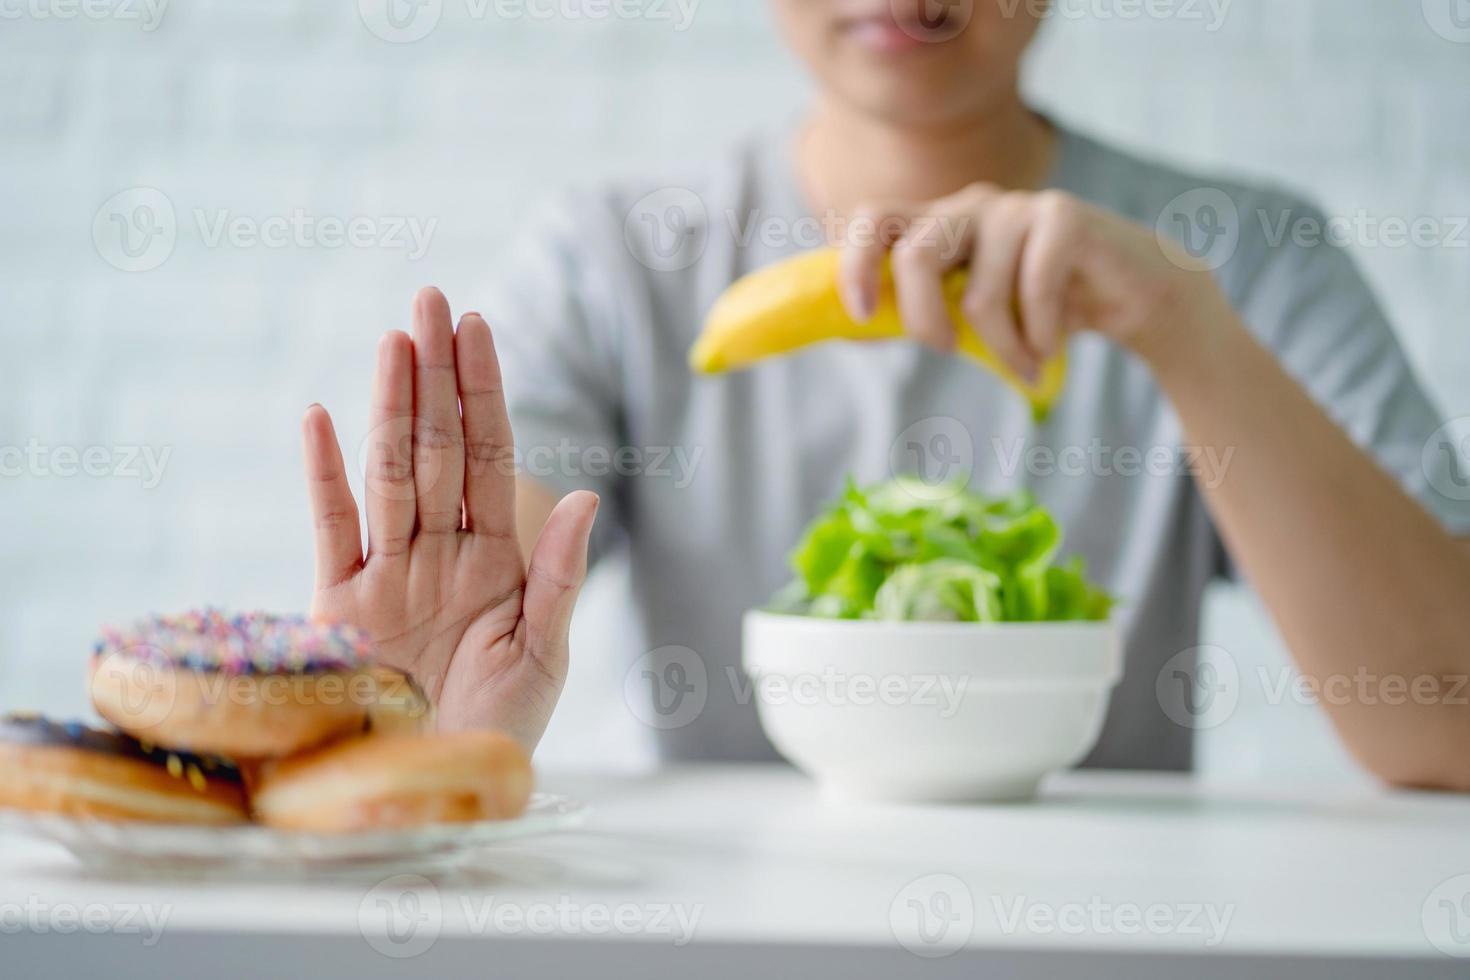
[{"left": 690, "top": 248, "right": 1067, "bottom": 420}]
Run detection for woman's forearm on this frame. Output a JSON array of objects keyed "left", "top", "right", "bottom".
[{"left": 1145, "top": 299, "right": 1470, "bottom": 789}]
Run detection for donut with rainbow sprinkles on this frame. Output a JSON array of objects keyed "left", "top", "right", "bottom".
[{"left": 90, "top": 609, "right": 377, "bottom": 758}]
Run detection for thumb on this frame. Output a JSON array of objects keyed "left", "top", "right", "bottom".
[{"left": 521, "top": 491, "right": 600, "bottom": 670}]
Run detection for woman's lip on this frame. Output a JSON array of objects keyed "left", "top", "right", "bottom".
[{"left": 841, "top": 16, "right": 932, "bottom": 53}]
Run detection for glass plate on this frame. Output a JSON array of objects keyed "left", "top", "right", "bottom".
[{"left": 0, "top": 794, "right": 589, "bottom": 874}]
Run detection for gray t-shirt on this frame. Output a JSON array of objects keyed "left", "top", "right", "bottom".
[{"left": 486, "top": 125, "right": 1470, "bottom": 772}]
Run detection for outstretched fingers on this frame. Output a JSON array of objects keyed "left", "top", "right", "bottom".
[
  {"left": 455, "top": 313, "right": 518, "bottom": 539},
  {"left": 364, "top": 330, "right": 417, "bottom": 560},
  {"left": 302, "top": 405, "right": 363, "bottom": 590},
  {"left": 521, "top": 491, "right": 600, "bottom": 673},
  {"left": 411, "top": 287, "right": 467, "bottom": 534}
]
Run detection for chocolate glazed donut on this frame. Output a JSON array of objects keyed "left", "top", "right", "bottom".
[{"left": 0, "top": 714, "right": 249, "bottom": 825}]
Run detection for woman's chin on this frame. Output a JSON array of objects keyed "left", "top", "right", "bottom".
[{"left": 834, "top": 70, "right": 991, "bottom": 129}]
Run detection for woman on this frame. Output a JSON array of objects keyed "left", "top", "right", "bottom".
[{"left": 299, "top": 1, "right": 1470, "bottom": 785}]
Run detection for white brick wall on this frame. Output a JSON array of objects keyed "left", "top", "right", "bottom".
[{"left": 1, "top": 0, "right": 1466, "bottom": 776}]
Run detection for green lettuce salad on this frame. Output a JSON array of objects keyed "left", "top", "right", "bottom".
[{"left": 770, "top": 477, "right": 1114, "bottom": 623}]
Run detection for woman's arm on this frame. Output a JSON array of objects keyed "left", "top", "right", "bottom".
[
  {"left": 839, "top": 186, "right": 1470, "bottom": 789},
  {"left": 1144, "top": 289, "right": 1470, "bottom": 790}
]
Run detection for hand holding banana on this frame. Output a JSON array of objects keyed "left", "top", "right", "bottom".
[{"left": 692, "top": 184, "right": 1227, "bottom": 418}]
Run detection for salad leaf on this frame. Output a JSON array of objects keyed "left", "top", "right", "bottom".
[
  {"left": 774, "top": 478, "right": 1114, "bottom": 623},
  {"left": 873, "top": 560, "right": 1004, "bottom": 623},
  {"left": 1040, "top": 557, "right": 1116, "bottom": 622}
]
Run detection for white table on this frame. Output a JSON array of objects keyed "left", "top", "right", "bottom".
[{"left": 3, "top": 766, "right": 1468, "bottom": 978}]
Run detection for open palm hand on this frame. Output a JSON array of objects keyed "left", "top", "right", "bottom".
[{"left": 301, "top": 287, "right": 598, "bottom": 749}]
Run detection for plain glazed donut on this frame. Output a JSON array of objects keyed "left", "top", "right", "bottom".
[
  {"left": 363, "top": 666, "right": 435, "bottom": 736},
  {"left": 251, "top": 731, "right": 533, "bottom": 832},
  {"left": 90, "top": 609, "right": 376, "bottom": 758},
  {"left": 0, "top": 714, "right": 248, "bottom": 825}
]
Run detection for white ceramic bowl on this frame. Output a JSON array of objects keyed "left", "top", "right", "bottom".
[{"left": 743, "top": 611, "right": 1122, "bottom": 803}]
